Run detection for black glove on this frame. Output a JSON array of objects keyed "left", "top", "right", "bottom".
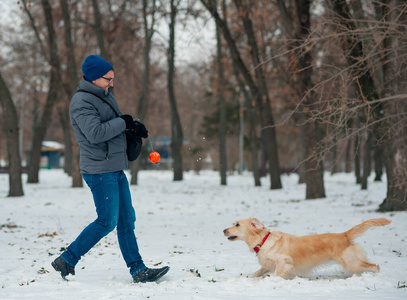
[
  {"left": 133, "top": 120, "right": 148, "bottom": 138},
  {"left": 120, "top": 114, "right": 135, "bottom": 130}
]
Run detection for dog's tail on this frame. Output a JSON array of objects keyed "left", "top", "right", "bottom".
[{"left": 345, "top": 218, "right": 391, "bottom": 240}]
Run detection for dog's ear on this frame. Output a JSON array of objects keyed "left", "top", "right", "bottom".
[{"left": 251, "top": 219, "right": 264, "bottom": 229}]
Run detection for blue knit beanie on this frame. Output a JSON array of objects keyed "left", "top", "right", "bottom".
[{"left": 82, "top": 55, "right": 113, "bottom": 81}]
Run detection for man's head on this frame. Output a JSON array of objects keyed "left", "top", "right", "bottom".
[{"left": 82, "top": 55, "right": 114, "bottom": 91}]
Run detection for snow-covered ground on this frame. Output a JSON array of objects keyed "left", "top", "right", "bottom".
[{"left": 0, "top": 170, "right": 406, "bottom": 299}]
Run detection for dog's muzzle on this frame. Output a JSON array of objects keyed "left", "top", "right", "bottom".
[{"left": 224, "top": 229, "right": 237, "bottom": 240}]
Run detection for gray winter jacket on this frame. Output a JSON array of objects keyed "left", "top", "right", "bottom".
[{"left": 69, "top": 78, "right": 128, "bottom": 174}]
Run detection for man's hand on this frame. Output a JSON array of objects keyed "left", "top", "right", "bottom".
[
  {"left": 133, "top": 120, "right": 148, "bottom": 138},
  {"left": 120, "top": 114, "right": 135, "bottom": 130}
]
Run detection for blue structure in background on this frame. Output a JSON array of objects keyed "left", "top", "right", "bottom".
[{"left": 26, "top": 141, "right": 64, "bottom": 169}]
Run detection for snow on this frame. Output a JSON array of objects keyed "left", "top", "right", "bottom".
[
  {"left": 41, "top": 141, "right": 64, "bottom": 150},
  {"left": 0, "top": 170, "right": 406, "bottom": 299}
]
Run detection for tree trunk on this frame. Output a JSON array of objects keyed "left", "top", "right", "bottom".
[
  {"left": 56, "top": 102, "right": 72, "bottom": 175},
  {"left": 59, "top": 0, "right": 72, "bottom": 177},
  {"left": 304, "top": 119, "right": 326, "bottom": 199},
  {"left": 349, "top": 0, "right": 384, "bottom": 88},
  {"left": 60, "top": 0, "right": 82, "bottom": 187},
  {"left": 331, "top": 138, "right": 338, "bottom": 175},
  {"left": 27, "top": 0, "right": 61, "bottom": 183},
  {"left": 373, "top": 142, "right": 383, "bottom": 181},
  {"left": 91, "top": 0, "right": 109, "bottom": 60},
  {"left": 345, "top": 137, "right": 352, "bottom": 173},
  {"left": 294, "top": 0, "right": 325, "bottom": 199},
  {"left": 249, "top": 107, "right": 261, "bottom": 186},
  {"left": 361, "top": 132, "right": 373, "bottom": 190},
  {"left": 234, "top": 0, "right": 281, "bottom": 189},
  {"left": 168, "top": 0, "right": 183, "bottom": 181},
  {"left": 276, "top": 0, "right": 325, "bottom": 195},
  {"left": 232, "top": 59, "right": 261, "bottom": 186},
  {"left": 216, "top": 2, "right": 227, "bottom": 185},
  {"left": 354, "top": 128, "right": 361, "bottom": 184},
  {"left": 377, "top": 0, "right": 407, "bottom": 211},
  {"left": 130, "top": 0, "right": 156, "bottom": 185},
  {"left": 297, "top": 123, "right": 306, "bottom": 183},
  {"left": 0, "top": 71, "right": 24, "bottom": 196},
  {"left": 276, "top": 0, "right": 306, "bottom": 185}
]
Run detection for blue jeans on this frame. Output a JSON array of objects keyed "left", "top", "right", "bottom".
[{"left": 61, "top": 170, "right": 146, "bottom": 276}]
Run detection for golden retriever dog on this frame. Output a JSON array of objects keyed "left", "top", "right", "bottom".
[{"left": 223, "top": 218, "right": 391, "bottom": 279}]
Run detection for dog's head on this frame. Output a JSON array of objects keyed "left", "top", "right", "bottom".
[{"left": 223, "top": 218, "right": 265, "bottom": 242}]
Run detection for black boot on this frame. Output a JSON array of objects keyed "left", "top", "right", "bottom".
[
  {"left": 132, "top": 266, "right": 170, "bottom": 283},
  {"left": 51, "top": 256, "right": 75, "bottom": 280}
]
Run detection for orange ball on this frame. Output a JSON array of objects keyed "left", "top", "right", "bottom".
[{"left": 149, "top": 151, "right": 160, "bottom": 163}]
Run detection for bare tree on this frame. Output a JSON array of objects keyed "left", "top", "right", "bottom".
[
  {"left": 201, "top": 0, "right": 283, "bottom": 189},
  {"left": 0, "top": 71, "right": 24, "bottom": 196},
  {"left": 361, "top": 131, "right": 373, "bottom": 190},
  {"left": 376, "top": 0, "right": 407, "bottom": 211},
  {"left": 60, "top": 0, "right": 82, "bottom": 188},
  {"left": 302, "top": 0, "right": 407, "bottom": 210},
  {"left": 130, "top": 0, "right": 157, "bottom": 185},
  {"left": 27, "top": 0, "right": 61, "bottom": 183},
  {"left": 325, "top": 0, "right": 406, "bottom": 210},
  {"left": 277, "top": 0, "right": 326, "bottom": 199},
  {"left": 23, "top": 0, "right": 82, "bottom": 186},
  {"left": 216, "top": 0, "right": 228, "bottom": 185},
  {"left": 168, "top": 0, "right": 184, "bottom": 181},
  {"left": 91, "top": 0, "right": 110, "bottom": 60},
  {"left": 296, "top": 0, "right": 326, "bottom": 199},
  {"left": 233, "top": 0, "right": 283, "bottom": 190}
]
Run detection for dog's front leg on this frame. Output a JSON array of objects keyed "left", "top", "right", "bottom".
[
  {"left": 250, "top": 267, "right": 270, "bottom": 278},
  {"left": 274, "top": 257, "right": 293, "bottom": 279}
]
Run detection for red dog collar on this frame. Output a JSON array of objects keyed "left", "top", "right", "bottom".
[{"left": 254, "top": 232, "right": 271, "bottom": 254}]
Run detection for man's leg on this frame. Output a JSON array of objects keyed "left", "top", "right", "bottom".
[
  {"left": 116, "top": 171, "right": 146, "bottom": 276},
  {"left": 116, "top": 171, "right": 169, "bottom": 283},
  {"left": 61, "top": 172, "right": 120, "bottom": 267}
]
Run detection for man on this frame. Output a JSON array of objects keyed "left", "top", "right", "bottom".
[{"left": 51, "top": 55, "right": 169, "bottom": 283}]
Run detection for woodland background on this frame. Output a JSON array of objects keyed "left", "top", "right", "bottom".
[{"left": 0, "top": 0, "right": 406, "bottom": 212}]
